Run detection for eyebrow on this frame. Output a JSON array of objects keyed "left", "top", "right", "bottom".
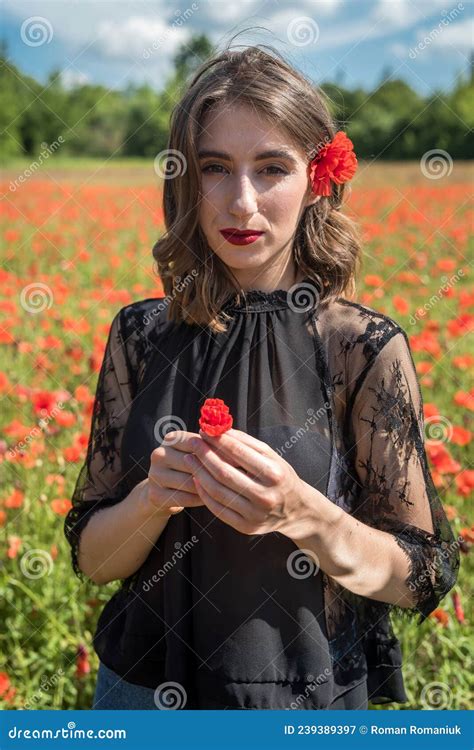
[{"left": 197, "top": 148, "right": 299, "bottom": 167}]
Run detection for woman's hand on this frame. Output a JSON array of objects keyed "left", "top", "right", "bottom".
[
  {"left": 144, "top": 432, "right": 207, "bottom": 516},
  {"left": 180, "top": 427, "right": 312, "bottom": 536}
]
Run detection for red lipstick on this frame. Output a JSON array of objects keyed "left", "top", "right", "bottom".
[{"left": 219, "top": 228, "right": 264, "bottom": 246}]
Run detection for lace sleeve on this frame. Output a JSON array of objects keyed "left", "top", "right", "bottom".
[
  {"left": 64, "top": 307, "right": 135, "bottom": 581},
  {"left": 346, "top": 328, "right": 460, "bottom": 621}
]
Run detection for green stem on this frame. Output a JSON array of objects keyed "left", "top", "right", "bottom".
[{"left": 9, "top": 578, "right": 72, "bottom": 640}]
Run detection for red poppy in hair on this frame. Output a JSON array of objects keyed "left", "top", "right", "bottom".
[{"left": 308, "top": 131, "right": 358, "bottom": 197}]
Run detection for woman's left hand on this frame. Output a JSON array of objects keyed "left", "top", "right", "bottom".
[{"left": 179, "top": 427, "right": 313, "bottom": 537}]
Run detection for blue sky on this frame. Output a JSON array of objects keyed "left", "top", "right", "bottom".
[{"left": 2, "top": 0, "right": 473, "bottom": 95}]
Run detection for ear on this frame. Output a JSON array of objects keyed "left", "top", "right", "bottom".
[{"left": 305, "top": 191, "right": 321, "bottom": 209}]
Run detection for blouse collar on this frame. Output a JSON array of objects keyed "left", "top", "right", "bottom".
[{"left": 222, "top": 276, "right": 321, "bottom": 313}]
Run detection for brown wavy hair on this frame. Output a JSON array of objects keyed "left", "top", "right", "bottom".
[{"left": 152, "top": 42, "right": 362, "bottom": 333}]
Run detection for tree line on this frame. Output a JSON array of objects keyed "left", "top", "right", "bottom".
[{"left": 1, "top": 35, "right": 472, "bottom": 161}]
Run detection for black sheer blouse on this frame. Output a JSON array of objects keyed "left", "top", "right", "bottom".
[{"left": 64, "top": 278, "right": 459, "bottom": 709}]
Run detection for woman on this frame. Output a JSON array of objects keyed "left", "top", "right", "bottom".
[{"left": 64, "top": 45, "right": 459, "bottom": 710}]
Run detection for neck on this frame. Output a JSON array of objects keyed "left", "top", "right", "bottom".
[{"left": 233, "top": 261, "right": 304, "bottom": 293}]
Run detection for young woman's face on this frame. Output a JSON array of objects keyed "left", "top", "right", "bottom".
[{"left": 197, "top": 102, "right": 320, "bottom": 288}]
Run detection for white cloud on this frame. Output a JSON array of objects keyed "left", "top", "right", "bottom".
[
  {"left": 373, "top": 0, "right": 451, "bottom": 26},
  {"left": 421, "top": 17, "right": 474, "bottom": 52},
  {"left": 97, "top": 16, "right": 190, "bottom": 61},
  {"left": 389, "top": 42, "right": 408, "bottom": 58},
  {"left": 60, "top": 68, "right": 90, "bottom": 89}
]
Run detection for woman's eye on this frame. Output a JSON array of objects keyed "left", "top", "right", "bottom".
[
  {"left": 202, "top": 164, "right": 227, "bottom": 174},
  {"left": 262, "top": 165, "right": 287, "bottom": 175},
  {"left": 201, "top": 164, "right": 287, "bottom": 175}
]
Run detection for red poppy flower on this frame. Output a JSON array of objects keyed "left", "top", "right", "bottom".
[
  {"left": 452, "top": 591, "right": 465, "bottom": 624},
  {"left": 308, "top": 131, "right": 358, "bottom": 197},
  {"left": 75, "top": 644, "right": 90, "bottom": 678},
  {"left": 199, "top": 398, "right": 233, "bottom": 436}
]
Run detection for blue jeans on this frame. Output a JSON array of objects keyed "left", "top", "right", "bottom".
[
  {"left": 92, "top": 661, "right": 158, "bottom": 709},
  {"left": 92, "top": 661, "right": 368, "bottom": 710}
]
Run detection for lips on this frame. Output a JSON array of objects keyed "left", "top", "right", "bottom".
[
  {"left": 219, "top": 228, "right": 264, "bottom": 246},
  {"left": 220, "top": 229, "right": 264, "bottom": 245},
  {"left": 220, "top": 228, "right": 264, "bottom": 237}
]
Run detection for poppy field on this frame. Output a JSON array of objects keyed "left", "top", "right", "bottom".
[{"left": 0, "top": 160, "right": 472, "bottom": 710}]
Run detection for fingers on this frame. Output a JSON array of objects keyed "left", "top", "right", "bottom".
[
  {"left": 162, "top": 431, "right": 200, "bottom": 452},
  {"left": 199, "top": 429, "right": 275, "bottom": 483},
  {"left": 147, "top": 484, "right": 205, "bottom": 511},
  {"left": 190, "top": 444, "right": 264, "bottom": 501},
  {"left": 204, "top": 428, "right": 273, "bottom": 455},
  {"left": 192, "top": 476, "right": 248, "bottom": 528},
  {"left": 157, "top": 431, "right": 244, "bottom": 475},
  {"left": 153, "top": 466, "right": 197, "bottom": 495}
]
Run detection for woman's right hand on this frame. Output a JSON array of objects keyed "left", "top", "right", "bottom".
[{"left": 144, "top": 431, "right": 205, "bottom": 516}]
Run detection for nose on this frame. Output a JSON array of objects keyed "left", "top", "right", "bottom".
[{"left": 228, "top": 173, "right": 258, "bottom": 217}]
